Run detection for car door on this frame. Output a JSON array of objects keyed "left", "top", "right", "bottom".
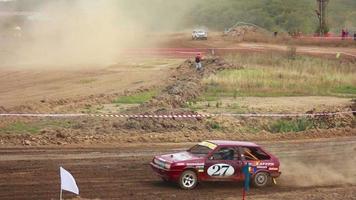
[{"left": 204, "top": 146, "right": 244, "bottom": 181}]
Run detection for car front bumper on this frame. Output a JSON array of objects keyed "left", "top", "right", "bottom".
[{"left": 150, "top": 162, "right": 181, "bottom": 181}]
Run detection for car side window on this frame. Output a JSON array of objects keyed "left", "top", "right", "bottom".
[
  {"left": 241, "top": 147, "right": 271, "bottom": 161},
  {"left": 212, "top": 147, "right": 238, "bottom": 160}
]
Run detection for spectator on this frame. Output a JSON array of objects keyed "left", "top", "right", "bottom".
[
  {"left": 354, "top": 33, "right": 356, "bottom": 41},
  {"left": 195, "top": 53, "right": 202, "bottom": 71}
]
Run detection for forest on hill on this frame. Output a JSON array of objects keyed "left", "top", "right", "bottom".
[
  {"left": 187, "top": 0, "right": 356, "bottom": 33},
  {"left": 1, "top": 0, "right": 355, "bottom": 34}
]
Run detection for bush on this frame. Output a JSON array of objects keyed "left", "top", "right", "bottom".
[
  {"left": 268, "top": 118, "right": 314, "bottom": 133},
  {"left": 207, "top": 121, "right": 222, "bottom": 130}
]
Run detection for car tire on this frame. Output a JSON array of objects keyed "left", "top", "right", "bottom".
[
  {"left": 178, "top": 170, "right": 198, "bottom": 190},
  {"left": 252, "top": 172, "right": 270, "bottom": 187}
]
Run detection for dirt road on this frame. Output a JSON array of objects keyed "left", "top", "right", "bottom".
[
  {"left": 0, "top": 137, "right": 355, "bottom": 200},
  {"left": 158, "top": 32, "right": 356, "bottom": 59},
  {"left": 0, "top": 58, "right": 182, "bottom": 108}
]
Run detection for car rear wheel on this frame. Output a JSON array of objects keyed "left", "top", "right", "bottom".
[
  {"left": 178, "top": 170, "right": 198, "bottom": 190},
  {"left": 253, "top": 172, "right": 270, "bottom": 187}
]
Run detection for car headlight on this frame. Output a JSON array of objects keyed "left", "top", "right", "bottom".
[{"left": 164, "top": 163, "right": 171, "bottom": 169}]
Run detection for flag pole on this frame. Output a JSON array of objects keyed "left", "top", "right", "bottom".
[
  {"left": 242, "top": 188, "right": 246, "bottom": 200},
  {"left": 60, "top": 166, "right": 62, "bottom": 200}
]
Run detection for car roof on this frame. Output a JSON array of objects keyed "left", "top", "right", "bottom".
[{"left": 207, "top": 140, "right": 259, "bottom": 147}]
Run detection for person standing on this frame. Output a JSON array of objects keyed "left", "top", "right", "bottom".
[{"left": 195, "top": 53, "right": 202, "bottom": 71}]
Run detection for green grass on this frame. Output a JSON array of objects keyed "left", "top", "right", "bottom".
[
  {"left": 0, "top": 120, "right": 73, "bottom": 134},
  {"left": 333, "top": 85, "right": 356, "bottom": 94},
  {"left": 268, "top": 118, "right": 314, "bottom": 133},
  {"left": 203, "top": 53, "right": 356, "bottom": 98},
  {"left": 113, "top": 90, "right": 158, "bottom": 104},
  {"left": 78, "top": 78, "right": 97, "bottom": 84}
]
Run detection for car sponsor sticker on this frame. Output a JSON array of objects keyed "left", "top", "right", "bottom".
[
  {"left": 199, "top": 141, "right": 217, "bottom": 150},
  {"left": 259, "top": 162, "right": 274, "bottom": 166},
  {"left": 256, "top": 165, "right": 268, "bottom": 169},
  {"left": 268, "top": 167, "right": 279, "bottom": 171},
  {"left": 195, "top": 165, "right": 204, "bottom": 173},
  {"left": 175, "top": 163, "right": 185, "bottom": 166},
  {"left": 186, "top": 163, "right": 205, "bottom": 166},
  {"left": 207, "top": 164, "right": 235, "bottom": 177}
]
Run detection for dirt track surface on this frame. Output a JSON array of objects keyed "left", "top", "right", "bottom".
[
  {"left": 159, "top": 32, "right": 356, "bottom": 59},
  {"left": 0, "top": 58, "right": 182, "bottom": 109},
  {"left": 0, "top": 137, "right": 355, "bottom": 200}
]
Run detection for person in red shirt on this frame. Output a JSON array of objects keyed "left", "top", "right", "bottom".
[{"left": 195, "top": 53, "right": 202, "bottom": 71}]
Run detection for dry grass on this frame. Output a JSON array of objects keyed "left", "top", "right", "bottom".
[
  {"left": 242, "top": 33, "right": 356, "bottom": 47},
  {"left": 203, "top": 53, "right": 356, "bottom": 97}
]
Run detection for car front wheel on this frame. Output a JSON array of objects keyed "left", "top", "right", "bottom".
[
  {"left": 178, "top": 170, "right": 198, "bottom": 190},
  {"left": 253, "top": 172, "right": 270, "bottom": 187}
]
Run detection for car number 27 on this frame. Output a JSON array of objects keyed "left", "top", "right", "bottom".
[{"left": 207, "top": 164, "right": 235, "bottom": 177}]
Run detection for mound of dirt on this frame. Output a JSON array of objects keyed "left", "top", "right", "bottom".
[
  {"left": 351, "top": 99, "right": 356, "bottom": 116},
  {"left": 141, "top": 58, "right": 239, "bottom": 109},
  {"left": 0, "top": 106, "right": 8, "bottom": 113},
  {"left": 120, "top": 57, "right": 242, "bottom": 132},
  {"left": 226, "top": 25, "right": 260, "bottom": 37}
]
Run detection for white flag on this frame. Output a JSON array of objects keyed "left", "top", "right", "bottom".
[{"left": 60, "top": 167, "right": 79, "bottom": 195}]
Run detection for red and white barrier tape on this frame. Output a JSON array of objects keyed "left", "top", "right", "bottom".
[
  {"left": 0, "top": 111, "right": 354, "bottom": 118},
  {"left": 121, "top": 47, "right": 356, "bottom": 59}
]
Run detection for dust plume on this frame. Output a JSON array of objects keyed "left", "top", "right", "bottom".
[
  {"left": 279, "top": 153, "right": 356, "bottom": 187},
  {"left": 0, "top": 0, "right": 200, "bottom": 68}
]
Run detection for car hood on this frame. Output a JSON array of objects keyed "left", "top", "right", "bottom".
[{"left": 158, "top": 151, "right": 201, "bottom": 163}]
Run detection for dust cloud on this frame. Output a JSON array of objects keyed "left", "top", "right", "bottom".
[
  {"left": 279, "top": 153, "right": 356, "bottom": 187},
  {"left": 0, "top": 0, "right": 199, "bottom": 68}
]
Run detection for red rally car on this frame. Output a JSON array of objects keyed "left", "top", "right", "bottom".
[{"left": 150, "top": 140, "right": 281, "bottom": 189}]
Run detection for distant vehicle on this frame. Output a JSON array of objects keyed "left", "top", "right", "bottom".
[
  {"left": 192, "top": 29, "right": 208, "bottom": 40},
  {"left": 150, "top": 140, "right": 281, "bottom": 190}
]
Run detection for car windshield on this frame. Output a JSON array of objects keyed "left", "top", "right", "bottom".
[
  {"left": 188, "top": 145, "right": 212, "bottom": 156},
  {"left": 188, "top": 141, "right": 217, "bottom": 156}
]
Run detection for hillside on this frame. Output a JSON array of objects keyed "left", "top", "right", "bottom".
[
  {"left": 187, "top": 0, "right": 356, "bottom": 33},
  {"left": 1, "top": 0, "right": 355, "bottom": 34}
]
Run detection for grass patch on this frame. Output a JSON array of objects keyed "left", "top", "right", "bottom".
[
  {"left": 203, "top": 53, "right": 356, "bottom": 97},
  {"left": 237, "top": 126, "right": 261, "bottom": 134},
  {"left": 207, "top": 121, "right": 222, "bottom": 130},
  {"left": 113, "top": 90, "right": 158, "bottom": 104},
  {"left": 268, "top": 118, "right": 314, "bottom": 133},
  {"left": 333, "top": 85, "right": 356, "bottom": 94},
  {"left": 78, "top": 78, "right": 97, "bottom": 84},
  {"left": 185, "top": 100, "right": 247, "bottom": 114},
  {"left": 0, "top": 120, "right": 73, "bottom": 134}
]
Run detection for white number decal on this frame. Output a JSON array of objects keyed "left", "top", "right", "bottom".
[{"left": 207, "top": 164, "right": 235, "bottom": 177}]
